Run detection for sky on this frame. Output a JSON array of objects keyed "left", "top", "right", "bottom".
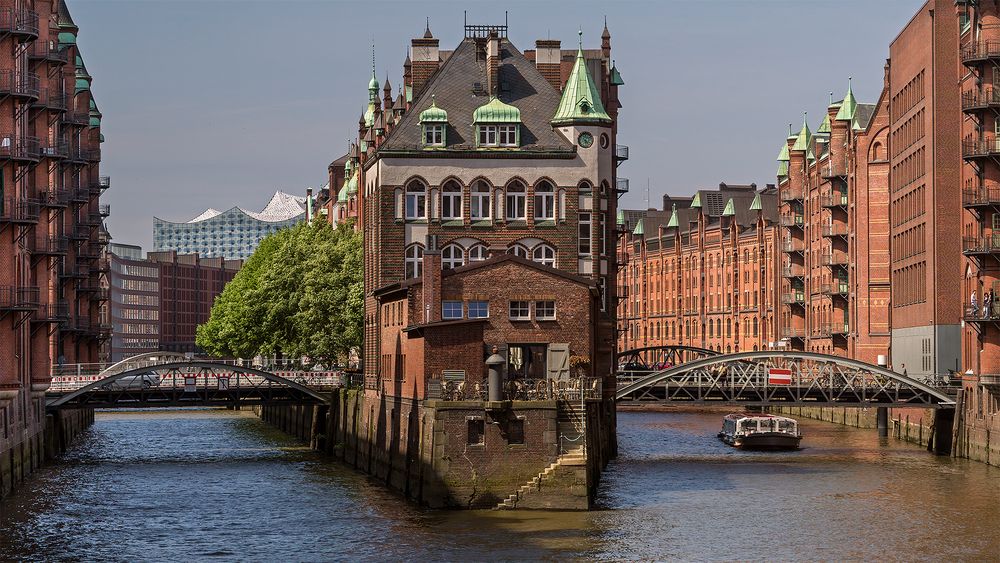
[{"left": 70, "top": 0, "right": 926, "bottom": 250}]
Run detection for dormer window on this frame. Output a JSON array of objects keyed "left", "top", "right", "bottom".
[
  {"left": 418, "top": 97, "right": 448, "bottom": 148},
  {"left": 473, "top": 97, "right": 522, "bottom": 148},
  {"left": 424, "top": 124, "right": 444, "bottom": 146}
]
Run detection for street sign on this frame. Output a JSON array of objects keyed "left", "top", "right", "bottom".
[
  {"left": 218, "top": 376, "right": 229, "bottom": 391},
  {"left": 768, "top": 368, "right": 792, "bottom": 385},
  {"left": 184, "top": 376, "right": 196, "bottom": 392}
]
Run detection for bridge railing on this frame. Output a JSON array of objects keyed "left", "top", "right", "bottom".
[
  {"left": 49, "top": 369, "right": 346, "bottom": 393},
  {"left": 431, "top": 377, "right": 602, "bottom": 402}
]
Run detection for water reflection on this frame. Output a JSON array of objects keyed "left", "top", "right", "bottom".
[{"left": 1, "top": 409, "right": 998, "bottom": 560}]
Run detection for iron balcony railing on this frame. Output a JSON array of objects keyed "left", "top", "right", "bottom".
[
  {"left": 77, "top": 244, "right": 100, "bottom": 260},
  {"left": 99, "top": 204, "right": 110, "bottom": 217},
  {"left": 963, "top": 235, "right": 1000, "bottom": 255},
  {"left": 67, "top": 224, "right": 92, "bottom": 240},
  {"left": 98, "top": 176, "right": 111, "bottom": 190},
  {"left": 68, "top": 315, "right": 92, "bottom": 333},
  {"left": 781, "top": 292, "right": 805, "bottom": 305},
  {"left": 40, "top": 141, "right": 69, "bottom": 159},
  {"left": 820, "top": 251, "right": 849, "bottom": 266},
  {"left": 0, "top": 286, "right": 40, "bottom": 310},
  {"left": 782, "top": 238, "right": 804, "bottom": 253},
  {"left": 84, "top": 148, "right": 100, "bottom": 162},
  {"left": 34, "top": 90, "right": 70, "bottom": 112},
  {"left": 615, "top": 144, "right": 629, "bottom": 162},
  {"left": 779, "top": 214, "right": 804, "bottom": 228},
  {"left": 0, "top": 197, "right": 41, "bottom": 224},
  {"left": 963, "top": 139, "right": 1000, "bottom": 159},
  {"left": 28, "top": 41, "right": 69, "bottom": 64},
  {"left": 0, "top": 70, "right": 39, "bottom": 99},
  {"left": 77, "top": 279, "right": 102, "bottom": 293},
  {"left": 781, "top": 265, "right": 804, "bottom": 278},
  {"left": 616, "top": 177, "right": 629, "bottom": 194},
  {"left": 81, "top": 213, "right": 103, "bottom": 227},
  {"left": 0, "top": 8, "right": 39, "bottom": 38},
  {"left": 30, "top": 235, "right": 68, "bottom": 255},
  {"left": 820, "top": 163, "right": 848, "bottom": 179},
  {"left": 429, "top": 377, "right": 602, "bottom": 402},
  {"left": 820, "top": 282, "right": 850, "bottom": 296},
  {"left": 961, "top": 41, "right": 1000, "bottom": 64},
  {"left": 68, "top": 187, "right": 90, "bottom": 203},
  {"left": 821, "top": 223, "right": 849, "bottom": 238},
  {"left": 780, "top": 188, "right": 804, "bottom": 202},
  {"left": 0, "top": 135, "right": 41, "bottom": 161},
  {"left": 33, "top": 301, "right": 70, "bottom": 323},
  {"left": 64, "top": 110, "right": 89, "bottom": 127},
  {"left": 781, "top": 327, "right": 806, "bottom": 339},
  {"left": 39, "top": 189, "right": 70, "bottom": 207},
  {"left": 962, "top": 187, "right": 1000, "bottom": 208},
  {"left": 962, "top": 87, "right": 1000, "bottom": 112},
  {"left": 820, "top": 191, "right": 848, "bottom": 208}
]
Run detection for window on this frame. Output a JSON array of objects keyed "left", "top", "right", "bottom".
[
  {"left": 600, "top": 212, "right": 607, "bottom": 255},
  {"left": 423, "top": 124, "right": 444, "bottom": 146},
  {"left": 498, "top": 125, "right": 517, "bottom": 146},
  {"left": 467, "top": 419, "right": 485, "bottom": 445},
  {"left": 441, "top": 181, "right": 462, "bottom": 220},
  {"left": 507, "top": 244, "right": 529, "bottom": 258},
  {"left": 468, "top": 300, "right": 489, "bottom": 318},
  {"left": 404, "top": 244, "right": 423, "bottom": 279},
  {"left": 442, "top": 244, "right": 464, "bottom": 269},
  {"left": 532, "top": 244, "right": 556, "bottom": 267},
  {"left": 506, "top": 181, "right": 526, "bottom": 220},
  {"left": 478, "top": 125, "right": 497, "bottom": 146},
  {"left": 509, "top": 300, "right": 530, "bottom": 320},
  {"left": 535, "top": 300, "right": 556, "bottom": 320},
  {"left": 470, "top": 180, "right": 491, "bottom": 220},
  {"left": 405, "top": 181, "right": 426, "bottom": 220},
  {"left": 579, "top": 212, "right": 592, "bottom": 255},
  {"left": 534, "top": 181, "right": 555, "bottom": 220},
  {"left": 442, "top": 301, "right": 463, "bottom": 320},
  {"left": 507, "top": 418, "right": 525, "bottom": 445},
  {"left": 467, "top": 244, "right": 488, "bottom": 262}
]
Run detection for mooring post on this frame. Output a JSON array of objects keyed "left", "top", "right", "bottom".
[{"left": 877, "top": 406, "right": 889, "bottom": 438}]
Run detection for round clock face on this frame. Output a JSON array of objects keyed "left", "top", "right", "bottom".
[{"left": 578, "top": 132, "right": 594, "bottom": 148}]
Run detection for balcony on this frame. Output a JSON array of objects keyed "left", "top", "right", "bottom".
[
  {"left": 77, "top": 280, "right": 102, "bottom": 293},
  {"left": 97, "top": 230, "right": 111, "bottom": 246},
  {"left": 821, "top": 223, "right": 849, "bottom": 238},
  {"left": 80, "top": 213, "right": 103, "bottom": 227},
  {"left": 963, "top": 235, "right": 1000, "bottom": 256},
  {"left": 84, "top": 148, "right": 100, "bottom": 162},
  {"left": 98, "top": 176, "right": 111, "bottom": 191},
  {"left": 780, "top": 188, "right": 803, "bottom": 202},
  {"left": 962, "top": 187, "right": 1000, "bottom": 209},
  {"left": 781, "top": 291, "right": 805, "bottom": 305},
  {"left": 66, "top": 315, "right": 91, "bottom": 333},
  {"left": 68, "top": 187, "right": 91, "bottom": 204},
  {"left": 99, "top": 204, "right": 110, "bottom": 217},
  {"left": 781, "top": 264, "right": 804, "bottom": 278},
  {"left": 963, "top": 139, "right": 1000, "bottom": 160},
  {"left": 77, "top": 244, "right": 100, "bottom": 260},
  {"left": 28, "top": 41, "right": 69, "bottom": 65},
  {"left": 0, "top": 286, "right": 39, "bottom": 311},
  {"left": 0, "top": 8, "right": 39, "bottom": 39},
  {"left": 61, "top": 264, "right": 90, "bottom": 280},
  {"left": 820, "top": 251, "right": 848, "bottom": 266},
  {"left": 0, "top": 135, "right": 41, "bottom": 162},
  {"left": 30, "top": 235, "right": 68, "bottom": 256},
  {"left": 40, "top": 141, "right": 69, "bottom": 160},
  {"left": 615, "top": 144, "right": 629, "bottom": 163},
  {"left": 64, "top": 111, "right": 89, "bottom": 127},
  {"left": 779, "top": 214, "right": 804, "bottom": 228},
  {"left": 0, "top": 70, "right": 39, "bottom": 99},
  {"left": 39, "top": 189, "right": 70, "bottom": 208},
  {"left": 33, "top": 90, "right": 69, "bottom": 113},
  {"left": 32, "top": 301, "right": 69, "bottom": 324},
  {"left": 67, "top": 225, "right": 91, "bottom": 241},
  {"left": 820, "top": 282, "right": 849, "bottom": 296},
  {"left": 0, "top": 198, "right": 41, "bottom": 224},
  {"left": 781, "top": 327, "right": 806, "bottom": 339},
  {"left": 961, "top": 41, "right": 1000, "bottom": 65},
  {"left": 782, "top": 238, "right": 804, "bottom": 253},
  {"left": 616, "top": 177, "right": 629, "bottom": 194},
  {"left": 820, "top": 191, "right": 848, "bottom": 208},
  {"left": 962, "top": 87, "right": 1000, "bottom": 113},
  {"left": 819, "top": 322, "right": 849, "bottom": 337},
  {"left": 820, "top": 163, "right": 848, "bottom": 180}
]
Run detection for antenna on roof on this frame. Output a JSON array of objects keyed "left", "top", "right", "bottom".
[
  {"left": 578, "top": 28, "right": 583, "bottom": 49},
  {"left": 829, "top": 92, "right": 833, "bottom": 105},
  {"left": 505, "top": 10, "right": 508, "bottom": 28}
]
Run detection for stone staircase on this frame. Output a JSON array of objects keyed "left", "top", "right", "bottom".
[{"left": 493, "top": 446, "right": 586, "bottom": 510}]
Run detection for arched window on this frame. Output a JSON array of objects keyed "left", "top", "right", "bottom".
[
  {"left": 442, "top": 244, "right": 464, "bottom": 269},
  {"left": 532, "top": 244, "right": 556, "bottom": 267},
  {"left": 507, "top": 244, "right": 529, "bottom": 258},
  {"left": 468, "top": 243, "right": 488, "bottom": 262},
  {"left": 471, "top": 180, "right": 491, "bottom": 220},
  {"left": 441, "top": 180, "right": 462, "bottom": 220},
  {"left": 753, "top": 317, "right": 759, "bottom": 338},
  {"left": 405, "top": 181, "right": 426, "bottom": 220},
  {"left": 506, "top": 181, "right": 526, "bottom": 220},
  {"left": 534, "top": 180, "right": 555, "bottom": 220},
  {"left": 404, "top": 244, "right": 424, "bottom": 279}
]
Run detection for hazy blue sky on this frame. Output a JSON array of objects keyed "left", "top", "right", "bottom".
[{"left": 71, "top": 0, "right": 923, "bottom": 249}]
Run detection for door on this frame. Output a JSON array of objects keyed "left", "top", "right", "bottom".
[{"left": 546, "top": 343, "right": 570, "bottom": 380}]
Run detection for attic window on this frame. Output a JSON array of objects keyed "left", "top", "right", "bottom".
[
  {"left": 478, "top": 124, "right": 518, "bottom": 147},
  {"left": 424, "top": 124, "right": 445, "bottom": 146}
]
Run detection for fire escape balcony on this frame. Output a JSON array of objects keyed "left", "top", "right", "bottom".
[
  {"left": 39, "top": 188, "right": 70, "bottom": 208},
  {"left": 961, "top": 41, "right": 1000, "bottom": 66},
  {"left": 97, "top": 230, "right": 110, "bottom": 246},
  {"left": 0, "top": 8, "right": 39, "bottom": 39},
  {"left": 819, "top": 282, "right": 850, "bottom": 297},
  {"left": 64, "top": 110, "right": 89, "bottom": 127},
  {"left": 0, "top": 70, "right": 40, "bottom": 100},
  {"left": 616, "top": 177, "right": 629, "bottom": 195},
  {"left": 818, "top": 322, "right": 849, "bottom": 337},
  {"left": 97, "top": 176, "right": 110, "bottom": 191},
  {"left": 962, "top": 88, "right": 1000, "bottom": 113},
  {"left": 820, "top": 251, "right": 849, "bottom": 266},
  {"left": 0, "top": 286, "right": 40, "bottom": 311},
  {"left": 781, "top": 327, "right": 806, "bottom": 340},
  {"left": 781, "top": 264, "right": 805, "bottom": 278},
  {"left": 963, "top": 235, "right": 1000, "bottom": 256},
  {"left": 782, "top": 238, "right": 804, "bottom": 253},
  {"left": 99, "top": 204, "right": 110, "bottom": 217},
  {"left": 780, "top": 188, "right": 804, "bottom": 202},
  {"left": 962, "top": 139, "right": 1000, "bottom": 160},
  {"left": 821, "top": 223, "right": 849, "bottom": 238},
  {"left": 962, "top": 187, "right": 1000, "bottom": 209},
  {"left": 0, "top": 135, "right": 41, "bottom": 162},
  {"left": 32, "top": 301, "right": 69, "bottom": 324},
  {"left": 614, "top": 144, "right": 629, "bottom": 164},
  {"left": 67, "top": 224, "right": 91, "bottom": 241},
  {"left": 820, "top": 163, "right": 848, "bottom": 180},
  {"left": 0, "top": 198, "right": 40, "bottom": 224},
  {"left": 781, "top": 291, "right": 805, "bottom": 306},
  {"left": 77, "top": 279, "right": 102, "bottom": 293},
  {"left": 779, "top": 214, "right": 804, "bottom": 228},
  {"left": 68, "top": 187, "right": 90, "bottom": 203},
  {"left": 95, "top": 258, "right": 110, "bottom": 273},
  {"left": 60, "top": 264, "right": 90, "bottom": 280},
  {"left": 40, "top": 141, "right": 68, "bottom": 160},
  {"left": 32, "top": 90, "right": 69, "bottom": 113},
  {"left": 820, "top": 191, "right": 848, "bottom": 208},
  {"left": 28, "top": 42, "right": 69, "bottom": 65},
  {"left": 30, "top": 235, "right": 68, "bottom": 256},
  {"left": 80, "top": 213, "right": 103, "bottom": 227},
  {"left": 83, "top": 148, "right": 100, "bottom": 162},
  {"left": 65, "top": 315, "right": 91, "bottom": 333},
  {"left": 77, "top": 244, "right": 100, "bottom": 261}
]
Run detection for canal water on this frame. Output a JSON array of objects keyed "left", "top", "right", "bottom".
[{"left": 1, "top": 409, "right": 998, "bottom": 561}]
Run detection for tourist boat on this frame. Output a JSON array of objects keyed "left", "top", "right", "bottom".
[{"left": 717, "top": 413, "right": 802, "bottom": 450}]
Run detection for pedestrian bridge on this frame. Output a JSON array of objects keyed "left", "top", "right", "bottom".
[
  {"left": 615, "top": 350, "right": 957, "bottom": 409},
  {"left": 46, "top": 358, "right": 336, "bottom": 410}
]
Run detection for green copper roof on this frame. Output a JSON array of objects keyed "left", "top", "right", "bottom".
[
  {"left": 346, "top": 168, "right": 359, "bottom": 195},
  {"left": 792, "top": 116, "right": 811, "bottom": 152},
  {"left": 632, "top": 220, "right": 644, "bottom": 236},
  {"left": 777, "top": 142, "right": 789, "bottom": 162},
  {"left": 337, "top": 184, "right": 349, "bottom": 203},
  {"left": 777, "top": 161, "right": 789, "bottom": 177},
  {"left": 57, "top": 32, "right": 76, "bottom": 45},
  {"left": 74, "top": 77, "right": 90, "bottom": 94},
  {"left": 690, "top": 192, "right": 702, "bottom": 208},
  {"left": 609, "top": 60, "right": 624, "bottom": 86},
  {"left": 666, "top": 204, "right": 679, "bottom": 228},
  {"left": 616, "top": 208, "right": 625, "bottom": 225},
  {"left": 835, "top": 80, "right": 857, "bottom": 121},
  {"left": 749, "top": 193, "right": 762, "bottom": 211},
  {"left": 89, "top": 116, "right": 100, "bottom": 127},
  {"left": 419, "top": 99, "right": 448, "bottom": 123},
  {"left": 363, "top": 102, "right": 375, "bottom": 128},
  {"left": 551, "top": 32, "right": 612, "bottom": 126},
  {"left": 817, "top": 113, "right": 831, "bottom": 134},
  {"left": 852, "top": 116, "right": 863, "bottom": 131},
  {"left": 99, "top": 133, "right": 105, "bottom": 143},
  {"left": 721, "top": 198, "right": 736, "bottom": 217},
  {"left": 473, "top": 96, "right": 521, "bottom": 124}
]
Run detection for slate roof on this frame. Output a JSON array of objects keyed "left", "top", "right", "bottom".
[
  {"left": 854, "top": 103, "right": 877, "bottom": 131},
  {"left": 378, "top": 37, "right": 574, "bottom": 154}
]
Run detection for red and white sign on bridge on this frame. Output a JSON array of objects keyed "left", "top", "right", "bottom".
[{"left": 768, "top": 368, "right": 793, "bottom": 386}]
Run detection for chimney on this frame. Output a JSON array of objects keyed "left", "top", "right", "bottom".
[
  {"left": 411, "top": 26, "right": 440, "bottom": 97},
  {"left": 535, "top": 39, "right": 562, "bottom": 91},
  {"left": 487, "top": 32, "right": 500, "bottom": 96},
  {"left": 306, "top": 187, "right": 313, "bottom": 222},
  {"left": 422, "top": 235, "right": 442, "bottom": 324}
]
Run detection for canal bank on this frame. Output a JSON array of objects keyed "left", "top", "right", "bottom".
[{"left": 255, "top": 388, "right": 616, "bottom": 510}]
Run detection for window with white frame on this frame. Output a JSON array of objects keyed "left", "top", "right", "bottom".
[
  {"left": 579, "top": 212, "right": 592, "bottom": 255},
  {"left": 535, "top": 300, "right": 556, "bottom": 320},
  {"left": 405, "top": 181, "right": 426, "bottom": 220},
  {"left": 467, "top": 244, "right": 488, "bottom": 262},
  {"left": 532, "top": 244, "right": 556, "bottom": 267},
  {"left": 423, "top": 124, "right": 444, "bottom": 146},
  {"left": 441, "top": 244, "right": 464, "bottom": 269},
  {"left": 509, "top": 300, "right": 530, "bottom": 320},
  {"left": 441, "top": 181, "right": 462, "bottom": 220},
  {"left": 506, "top": 181, "right": 526, "bottom": 220},
  {"left": 404, "top": 244, "right": 424, "bottom": 279},
  {"left": 442, "top": 300, "right": 463, "bottom": 320},
  {"left": 534, "top": 181, "right": 555, "bottom": 220},
  {"left": 507, "top": 244, "right": 529, "bottom": 258},
  {"left": 470, "top": 180, "right": 491, "bottom": 220},
  {"left": 498, "top": 125, "right": 517, "bottom": 146},
  {"left": 468, "top": 300, "right": 489, "bottom": 318},
  {"left": 478, "top": 125, "right": 497, "bottom": 146}
]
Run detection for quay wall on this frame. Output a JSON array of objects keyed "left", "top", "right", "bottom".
[
  {"left": 255, "top": 390, "right": 616, "bottom": 510},
  {"left": 0, "top": 394, "right": 93, "bottom": 499},
  {"left": 952, "top": 386, "right": 1000, "bottom": 467},
  {"left": 773, "top": 406, "right": 937, "bottom": 448}
]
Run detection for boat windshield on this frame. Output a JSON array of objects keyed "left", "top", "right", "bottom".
[
  {"left": 739, "top": 420, "right": 756, "bottom": 433},
  {"left": 777, "top": 419, "right": 797, "bottom": 433}
]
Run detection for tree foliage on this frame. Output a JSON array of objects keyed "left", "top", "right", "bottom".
[{"left": 196, "top": 220, "right": 363, "bottom": 365}]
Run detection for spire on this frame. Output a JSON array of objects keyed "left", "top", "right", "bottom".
[
  {"left": 551, "top": 31, "right": 612, "bottom": 126},
  {"left": 690, "top": 192, "right": 702, "bottom": 209},
  {"left": 383, "top": 74, "right": 391, "bottom": 94},
  {"left": 721, "top": 198, "right": 736, "bottom": 217},
  {"left": 423, "top": 17, "right": 433, "bottom": 38},
  {"left": 749, "top": 193, "right": 762, "bottom": 211},
  {"left": 368, "top": 44, "right": 379, "bottom": 99},
  {"left": 632, "top": 219, "right": 644, "bottom": 236},
  {"left": 666, "top": 204, "right": 679, "bottom": 228},
  {"left": 602, "top": 16, "right": 610, "bottom": 39},
  {"left": 817, "top": 113, "right": 831, "bottom": 134},
  {"left": 609, "top": 59, "right": 624, "bottom": 86},
  {"left": 835, "top": 77, "right": 857, "bottom": 121},
  {"left": 792, "top": 112, "right": 811, "bottom": 152}
]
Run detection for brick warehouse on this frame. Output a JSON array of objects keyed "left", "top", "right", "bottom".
[
  {"left": 0, "top": 0, "right": 107, "bottom": 496},
  {"left": 314, "top": 21, "right": 625, "bottom": 509}
]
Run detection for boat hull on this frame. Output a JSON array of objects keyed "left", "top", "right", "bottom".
[{"left": 719, "top": 431, "right": 802, "bottom": 451}]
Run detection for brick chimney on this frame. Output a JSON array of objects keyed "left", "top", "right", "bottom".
[
  {"left": 487, "top": 32, "right": 501, "bottom": 96},
  {"left": 411, "top": 26, "right": 440, "bottom": 97},
  {"left": 535, "top": 39, "right": 562, "bottom": 91},
  {"left": 422, "top": 235, "right": 442, "bottom": 323}
]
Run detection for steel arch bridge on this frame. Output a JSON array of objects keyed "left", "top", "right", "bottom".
[
  {"left": 615, "top": 351, "right": 957, "bottom": 409},
  {"left": 616, "top": 345, "right": 719, "bottom": 387},
  {"left": 47, "top": 361, "right": 330, "bottom": 410}
]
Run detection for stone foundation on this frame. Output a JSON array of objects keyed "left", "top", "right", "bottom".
[{"left": 952, "top": 385, "right": 1000, "bottom": 467}]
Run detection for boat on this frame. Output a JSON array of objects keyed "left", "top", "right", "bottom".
[{"left": 717, "top": 413, "right": 802, "bottom": 450}]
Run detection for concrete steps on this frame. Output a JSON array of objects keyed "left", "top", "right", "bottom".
[{"left": 493, "top": 446, "right": 585, "bottom": 510}]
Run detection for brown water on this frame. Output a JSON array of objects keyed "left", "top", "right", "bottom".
[{"left": 0, "top": 409, "right": 998, "bottom": 561}]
